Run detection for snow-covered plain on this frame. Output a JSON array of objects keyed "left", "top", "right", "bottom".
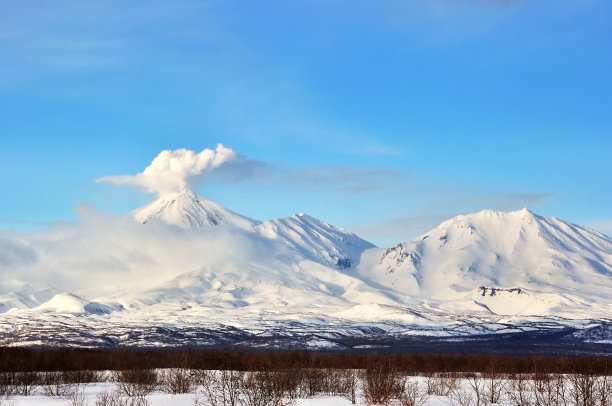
[
  {"left": 0, "top": 190, "right": 611, "bottom": 348},
  {"left": 1, "top": 371, "right": 609, "bottom": 406}
]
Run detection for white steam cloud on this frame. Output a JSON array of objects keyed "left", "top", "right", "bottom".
[
  {"left": 96, "top": 144, "right": 239, "bottom": 195},
  {"left": 0, "top": 207, "right": 279, "bottom": 299}
]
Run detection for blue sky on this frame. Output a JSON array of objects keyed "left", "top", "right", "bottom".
[{"left": 1, "top": 0, "right": 611, "bottom": 246}]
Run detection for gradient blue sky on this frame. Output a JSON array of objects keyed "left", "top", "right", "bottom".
[{"left": 1, "top": 0, "right": 611, "bottom": 246}]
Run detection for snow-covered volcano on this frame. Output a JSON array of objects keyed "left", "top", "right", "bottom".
[
  {"left": 358, "top": 209, "right": 612, "bottom": 317},
  {"left": 134, "top": 189, "right": 259, "bottom": 229},
  {"left": 0, "top": 195, "right": 610, "bottom": 349}
]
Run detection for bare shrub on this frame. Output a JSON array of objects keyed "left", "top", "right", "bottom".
[
  {"left": 11, "top": 372, "right": 40, "bottom": 396},
  {"left": 115, "top": 369, "right": 157, "bottom": 398},
  {"left": 451, "top": 374, "right": 485, "bottom": 406},
  {"left": 531, "top": 373, "right": 568, "bottom": 406},
  {"left": 0, "top": 372, "right": 17, "bottom": 398},
  {"left": 42, "top": 371, "right": 78, "bottom": 397},
  {"left": 193, "top": 370, "right": 222, "bottom": 406},
  {"left": 300, "top": 368, "right": 325, "bottom": 397},
  {"left": 426, "top": 373, "right": 454, "bottom": 396},
  {"left": 68, "top": 387, "right": 88, "bottom": 406},
  {"left": 193, "top": 391, "right": 207, "bottom": 406},
  {"left": 219, "top": 370, "right": 244, "bottom": 406},
  {"left": 483, "top": 372, "right": 504, "bottom": 405},
  {"left": 95, "top": 390, "right": 116, "bottom": 406},
  {"left": 95, "top": 388, "right": 150, "bottom": 406},
  {"left": 239, "top": 371, "right": 274, "bottom": 406},
  {"left": 362, "top": 364, "right": 405, "bottom": 405},
  {"left": 159, "top": 368, "right": 193, "bottom": 394},
  {"left": 595, "top": 375, "right": 611, "bottom": 406},
  {"left": 452, "top": 388, "right": 478, "bottom": 406},
  {"left": 505, "top": 373, "right": 533, "bottom": 406},
  {"left": 568, "top": 372, "right": 597, "bottom": 406},
  {"left": 266, "top": 370, "right": 300, "bottom": 406},
  {"left": 400, "top": 378, "right": 428, "bottom": 406},
  {"left": 64, "top": 370, "right": 100, "bottom": 385},
  {"left": 339, "top": 369, "right": 357, "bottom": 404},
  {"left": 299, "top": 368, "right": 354, "bottom": 399}
]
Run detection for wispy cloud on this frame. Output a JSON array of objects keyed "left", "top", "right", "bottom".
[
  {"left": 284, "top": 166, "right": 407, "bottom": 195},
  {"left": 0, "top": 0, "right": 216, "bottom": 84},
  {"left": 348, "top": 191, "right": 556, "bottom": 246},
  {"left": 350, "top": 213, "right": 452, "bottom": 246},
  {"left": 431, "top": 192, "right": 556, "bottom": 212}
]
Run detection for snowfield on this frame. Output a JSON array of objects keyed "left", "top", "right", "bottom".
[
  {"left": 0, "top": 370, "right": 609, "bottom": 406},
  {"left": 0, "top": 190, "right": 611, "bottom": 349}
]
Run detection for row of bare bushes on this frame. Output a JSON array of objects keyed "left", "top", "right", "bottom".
[
  {"left": 423, "top": 371, "right": 611, "bottom": 406},
  {"left": 0, "top": 365, "right": 610, "bottom": 406},
  {"left": 0, "top": 348, "right": 611, "bottom": 375}
]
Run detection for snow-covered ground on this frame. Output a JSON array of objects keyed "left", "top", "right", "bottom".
[{"left": 1, "top": 372, "right": 609, "bottom": 406}]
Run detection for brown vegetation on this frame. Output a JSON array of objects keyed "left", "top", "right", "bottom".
[
  {"left": 0, "top": 347, "right": 609, "bottom": 405},
  {"left": 0, "top": 347, "right": 610, "bottom": 375}
]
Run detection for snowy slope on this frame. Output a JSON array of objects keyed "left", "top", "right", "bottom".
[
  {"left": 134, "top": 189, "right": 259, "bottom": 229},
  {"left": 0, "top": 280, "right": 59, "bottom": 313},
  {"left": 255, "top": 213, "right": 375, "bottom": 269},
  {"left": 33, "top": 293, "right": 116, "bottom": 315},
  {"left": 357, "top": 209, "right": 612, "bottom": 317}
]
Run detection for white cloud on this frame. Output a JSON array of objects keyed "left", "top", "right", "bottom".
[
  {"left": 0, "top": 205, "right": 277, "bottom": 298},
  {"left": 96, "top": 144, "right": 239, "bottom": 195}
]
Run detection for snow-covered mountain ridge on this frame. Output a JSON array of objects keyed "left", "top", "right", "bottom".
[{"left": 0, "top": 192, "right": 610, "bottom": 349}]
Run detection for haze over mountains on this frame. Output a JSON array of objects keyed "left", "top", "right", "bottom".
[{"left": 0, "top": 186, "right": 610, "bottom": 350}]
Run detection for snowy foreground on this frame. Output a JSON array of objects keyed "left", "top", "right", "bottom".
[{"left": 0, "top": 369, "right": 609, "bottom": 406}]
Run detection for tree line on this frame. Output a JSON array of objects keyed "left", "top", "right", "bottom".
[{"left": 0, "top": 347, "right": 610, "bottom": 374}]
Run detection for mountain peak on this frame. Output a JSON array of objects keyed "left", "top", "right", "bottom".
[
  {"left": 367, "top": 208, "right": 612, "bottom": 306},
  {"left": 436, "top": 208, "right": 538, "bottom": 231},
  {"left": 133, "top": 190, "right": 259, "bottom": 229}
]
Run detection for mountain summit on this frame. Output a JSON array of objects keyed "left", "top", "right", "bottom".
[{"left": 133, "top": 189, "right": 259, "bottom": 229}]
